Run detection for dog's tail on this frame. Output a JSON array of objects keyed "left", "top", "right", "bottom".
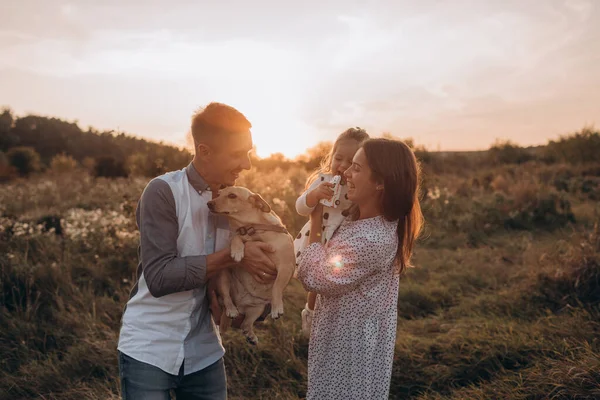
[{"left": 219, "top": 313, "right": 231, "bottom": 332}]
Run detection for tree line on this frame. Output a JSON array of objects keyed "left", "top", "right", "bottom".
[{"left": 1, "top": 107, "right": 598, "bottom": 181}]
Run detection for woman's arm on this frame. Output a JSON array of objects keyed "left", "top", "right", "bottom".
[{"left": 297, "top": 225, "right": 396, "bottom": 297}]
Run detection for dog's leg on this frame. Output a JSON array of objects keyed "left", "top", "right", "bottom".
[
  {"left": 230, "top": 234, "right": 245, "bottom": 262},
  {"left": 239, "top": 304, "right": 267, "bottom": 345},
  {"left": 216, "top": 269, "right": 239, "bottom": 319},
  {"left": 270, "top": 261, "right": 295, "bottom": 320}
]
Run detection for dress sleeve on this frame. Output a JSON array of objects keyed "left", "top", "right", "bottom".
[
  {"left": 295, "top": 174, "right": 326, "bottom": 216},
  {"left": 296, "top": 231, "right": 396, "bottom": 297}
]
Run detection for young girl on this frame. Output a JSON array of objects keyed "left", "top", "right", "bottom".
[{"left": 294, "top": 127, "right": 369, "bottom": 336}]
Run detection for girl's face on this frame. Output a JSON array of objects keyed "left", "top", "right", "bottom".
[
  {"left": 344, "top": 148, "right": 380, "bottom": 205},
  {"left": 331, "top": 139, "right": 361, "bottom": 180}
]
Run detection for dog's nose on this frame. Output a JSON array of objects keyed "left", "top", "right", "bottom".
[{"left": 207, "top": 201, "right": 215, "bottom": 210}]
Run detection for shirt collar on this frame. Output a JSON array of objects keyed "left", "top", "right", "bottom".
[
  {"left": 186, "top": 163, "right": 211, "bottom": 194},
  {"left": 186, "top": 163, "right": 229, "bottom": 194}
]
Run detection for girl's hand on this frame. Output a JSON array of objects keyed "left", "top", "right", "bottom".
[{"left": 306, "top": 182, "right": 334, "bottom": 207}]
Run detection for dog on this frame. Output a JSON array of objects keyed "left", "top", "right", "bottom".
[{"left": 207, "top": 187, "right": 295, "bottom": 344}]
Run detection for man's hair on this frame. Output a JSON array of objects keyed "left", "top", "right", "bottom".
[{"left": 191, "top": 102, "right": 252, "bottom": 146}]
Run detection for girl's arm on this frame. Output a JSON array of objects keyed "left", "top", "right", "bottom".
[
  {"left": 296, "top": 174, "right": 333, "bottom": 216},
  {"left": 308, "top": 203, "right": 324, "bottom": 244},
  {"left": 296, "top": 188, "right": 317, "bottom": 216}
]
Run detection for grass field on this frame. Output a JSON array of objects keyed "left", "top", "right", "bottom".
[{"left": 1, "top": 157, "right": 599, "bottom": 399}]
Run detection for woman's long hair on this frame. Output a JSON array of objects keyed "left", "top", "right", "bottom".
[
  {"left": 305, "top": 127, "right": 370, "bottom": 189},
  {"left": 361, "top": 138, "right": 424, "bottom": 274}
]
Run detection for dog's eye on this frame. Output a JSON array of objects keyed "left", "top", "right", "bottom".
[{"left": 227, "top": 193, "right": 237, "bottom": 199}]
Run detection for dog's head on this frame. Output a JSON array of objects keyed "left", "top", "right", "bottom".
[{"left": 207, "top": 186, "right": 271, "bottom": 215}]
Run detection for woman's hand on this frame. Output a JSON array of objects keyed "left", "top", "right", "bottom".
[
  {"left": 239, "top": 241, "right": 278, "bottom": 284},
  {"left": 306, "top": 182, "right": 334, "bottom": 207}
]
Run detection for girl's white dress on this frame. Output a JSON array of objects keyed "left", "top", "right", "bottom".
[
  {"left": 297, "top": 215, "right": 400, "bottom": 400},
  {"left": 293, "top": 173, "right": 351, "bottom": 264}
]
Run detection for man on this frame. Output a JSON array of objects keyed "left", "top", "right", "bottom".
[{"left": 117, "top": 102, "right": 277, "bottom": 399}]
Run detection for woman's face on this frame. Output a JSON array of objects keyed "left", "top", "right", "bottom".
[{"left": 344, "top": 148, "right": 379, "bottom": 205}]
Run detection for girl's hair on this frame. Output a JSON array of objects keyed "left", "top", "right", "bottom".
[
  {"left": 354, "top": 138, "right": 424, "bottom": 274},
  {"left": 305, "top": 127, "right": 370, "bottom": 189}
]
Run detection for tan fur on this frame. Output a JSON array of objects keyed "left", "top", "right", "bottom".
[{"left": 207, "top": 187, "right": 295, "bottom": 345}]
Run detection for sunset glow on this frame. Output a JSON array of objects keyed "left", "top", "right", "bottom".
[{"left": 1, "top": 1, "right": 599, "bottom": 158}]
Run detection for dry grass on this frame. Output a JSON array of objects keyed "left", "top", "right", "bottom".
[{"left": 1, "top": 163, "right": 599, "bottom": 399}]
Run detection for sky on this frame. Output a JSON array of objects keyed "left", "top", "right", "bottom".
[{"left": 1, "top": 0, "right": 599, "bottom": 158}]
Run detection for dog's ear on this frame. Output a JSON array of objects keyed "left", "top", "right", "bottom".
[{"left": 248, "top": 194, "right": 271, "bottom": 213}]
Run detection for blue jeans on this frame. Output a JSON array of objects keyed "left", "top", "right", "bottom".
[{"left": 118, "top": 352, "right": 227, "bottom": 400}]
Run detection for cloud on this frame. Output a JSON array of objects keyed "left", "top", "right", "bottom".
[{"left": 1, "top": 0, "right": 598, "bottom": 156}]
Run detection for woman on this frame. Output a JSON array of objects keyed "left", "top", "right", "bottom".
[{"left": 296, "top": 137, "right": 423, "bottom": 399}]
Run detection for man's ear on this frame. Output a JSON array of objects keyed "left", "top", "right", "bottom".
[
  {"left": 196, "top": 143, "right": 211, "bottom": 159},
  {"left": 248, "top": 194, "right": 271, "bottom": 213}
]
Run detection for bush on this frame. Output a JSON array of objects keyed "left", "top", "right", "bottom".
[
  {"left": 50, "top": 153, "right": 78, "bottom": 174},
  {"left": 81, "top": 157, "right": 96, "bottom": 173},
  {"left": 6, "top": 146, "right": 41, "bottom": 176},
  {"left": 0, "top": 151, "right": 15, "bottom": 181},
  {"left": 126, "top": 153, "right": 169, "bottom": 177},
  {"left": 488, "top": 140, "right": 534, "bottom": 165},
  {"left": 530, "top": 222, "right": 600, "bottom": 310},
  {"left": 502, "top": 189, "right": 575, "bottom": 230},
  {"left": 93, "top": 156, "right": 128, "bottom": 178},
  {"left": 544, "top": 127, "right": 600, "bottom": 164}
]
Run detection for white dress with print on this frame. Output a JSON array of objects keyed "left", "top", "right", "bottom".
[
  {"left": 293, "top": 173, "right": 352, "bottom": 264},
  {"left": 297, "top": 216, "right": 400, "bottom": 400}
]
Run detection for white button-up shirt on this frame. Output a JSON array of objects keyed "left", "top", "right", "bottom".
[{"left": 118, "top": 163, "right": 231, "bottom": 375}]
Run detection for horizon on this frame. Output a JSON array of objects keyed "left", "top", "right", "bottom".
[
  {"left": 2, "top": 105, "right": 591, "bottom": 160},
  {"left": 1, "top": 0, "right": 599, "bottom": 158}
]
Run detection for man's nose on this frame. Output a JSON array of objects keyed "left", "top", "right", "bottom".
[{"left": 241, "top": 155, "right": 252, "bottom": 170}]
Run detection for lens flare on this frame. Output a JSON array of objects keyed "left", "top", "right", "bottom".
[{"left": 329, "top": 254, "right": 344, "bottom": 271}]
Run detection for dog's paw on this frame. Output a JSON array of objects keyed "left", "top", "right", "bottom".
[
  {"left": 226, "top": 307, "right": 239, "bottom": 319},
  {"left": 230, "top": 247, "right": 244, "bottom": 263},
  {"left": 243, "top": 331, "right": 258, "bottom": 345},
  {"left": 270, "top": 303, "right": 284, "bottom": 320}
]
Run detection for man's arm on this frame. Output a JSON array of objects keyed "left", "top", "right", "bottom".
[{"left": 138, "top": 179, "right": 232, "bottom": 298}]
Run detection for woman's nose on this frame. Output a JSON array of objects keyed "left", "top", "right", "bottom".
[{"left": 343, "top": 167, "right": 352, "bottom": 179}]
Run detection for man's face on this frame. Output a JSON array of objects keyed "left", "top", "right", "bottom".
[{"left": 201, "top": 132, "right": 253, "bottom": 186}]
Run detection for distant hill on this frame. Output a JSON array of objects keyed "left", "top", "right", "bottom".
[{"left": 0, "top": 108, "right": 192, "bottom": 177}]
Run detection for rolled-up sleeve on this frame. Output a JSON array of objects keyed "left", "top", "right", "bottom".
[
  {"left": 136, "top": 178, "right": 207, "bottom": 297},
  {"left": 295, "top": 175, "right": 325, "bottom": 216}
]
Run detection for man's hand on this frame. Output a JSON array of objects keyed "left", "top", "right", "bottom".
[{"left": 240, "top": 241, "right": 277, "bottom": 284}]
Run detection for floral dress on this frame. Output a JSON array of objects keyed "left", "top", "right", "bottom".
[{"left": 297, "top": 215, "right": 400, "bottom": 400}]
